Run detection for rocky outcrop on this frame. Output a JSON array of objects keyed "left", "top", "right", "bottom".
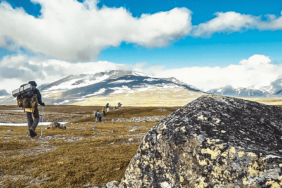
[{"left": 107, "top": 95, "right": 282, "bottom": 188}]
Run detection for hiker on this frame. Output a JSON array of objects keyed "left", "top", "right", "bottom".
[
  {"left": 102, "top": 108, "right": 106, "bottom": 116},
  {"left": 118, "top": 102, "right": 122, "bottom": 109},
  {"left": 106, "top": 103, "right": 109, "bottom": 112},
  {"left": 95, "top": 110, "right": 99, "bottom": 122},
  {"left": 99, "top": 113, "right": 102, "bottom": 122},
  {"left": 25, "top": 81, "right": 45, "bottom": 137}
]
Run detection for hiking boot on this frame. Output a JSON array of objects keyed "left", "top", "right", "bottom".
[{"left": 29, "top": 127, "right": 37, "bottom": 137}]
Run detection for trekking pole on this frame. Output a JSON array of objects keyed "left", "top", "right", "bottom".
[{"left": 41, "top": 106, "right": 44, "bottom": 136}]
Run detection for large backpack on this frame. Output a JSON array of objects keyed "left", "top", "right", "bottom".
[{"left": 12, "top": 83, "right": 38, "bottom": 108}]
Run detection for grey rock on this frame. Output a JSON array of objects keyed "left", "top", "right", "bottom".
[
  {"left": 106, "top": 180, "right": 119, "bottom": 188},
  {"left": 110, "top": 95, "right": 282, "bottom": 188}
]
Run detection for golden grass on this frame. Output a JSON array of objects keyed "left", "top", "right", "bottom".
[
  {"left": 74, "top": 106, "right": 179, "bottom": 123},
  {"left": 71, "top": 87, "right": 203, "bottom": 106},
  {"left": 0, "top": 139, "right": 38, "bottom": 151},
  {"left": 0, "top": 120, "right": 156, "bottom": 187},
  {"left": 239, "top": 97, "right": 282, "bottom": 106}
]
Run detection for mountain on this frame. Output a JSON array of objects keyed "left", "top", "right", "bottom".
[
  {"left": 0, "top": 70, "right": 204, "bottom": 106},
  {"left": 0, "top": 89, "right": 9, "bottom": 96},
  {"left": 207, "top": 79, "right": 282, "bottom": 97},
  {"left": 207, "top": 85, "right": 273, "bottom": 98}
]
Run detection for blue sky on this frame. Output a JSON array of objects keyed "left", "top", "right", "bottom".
[{"left": 0, "top": 0, "right": 282, "bottom": 91}]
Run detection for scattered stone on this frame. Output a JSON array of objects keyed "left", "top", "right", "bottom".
[
  {"left": 92, "top": 126, "right": 97, "bottom": 130},
  {"left": 114, "top": 116, "right": 166, "bottom": 123},
  {"left": 46, "top": 122, "right": 66, "bottom": 130},
  {"left": 110, "top": 95, "right": 282, "bottom": 188},
  {"left": 111, "top": 130, "right": 115, "bottom": 133},
  {"left": 106, "top": 181, "right": 119, "bottom": 188},
  {"left": 82, "top": 183, "right": 90, "bottom": 187},
  {"left": 128, "top": 138, "right": 133, "bottom": 142}
]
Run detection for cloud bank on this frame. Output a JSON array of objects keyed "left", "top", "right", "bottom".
[
  {"left": 0, "top": 0, "right": 192, "bottom": 61},
  {"left": 153, "top": 54, "right": 282, "bottom": 91},
  {"left": 1, "top": 54, "right": 282, "bottom": 93},
  {"left": 1, "top": 0, "right": 282, "bottom": 62}
]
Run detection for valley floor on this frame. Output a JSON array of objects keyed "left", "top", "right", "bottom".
[
  {"left": 239, "top": 97, "right": 282, "bottom": 106},
  {"left": 1, "top": 97, "right": 281, "bottom": 187},
  {"left": 0, "top": 105, "right": 178, "bottom": 187}
]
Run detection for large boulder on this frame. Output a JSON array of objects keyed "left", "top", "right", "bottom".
[{"left": 108, "top": 95, "right": 282, "bottom": 188}]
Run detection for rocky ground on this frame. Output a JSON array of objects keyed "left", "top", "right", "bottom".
[{"left": 0, "top": 105, "right": 178, "bottom": 187}]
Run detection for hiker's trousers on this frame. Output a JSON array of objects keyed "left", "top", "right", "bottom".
[{"left": 26, "top": 107, "right": 39, "bottom": 131}]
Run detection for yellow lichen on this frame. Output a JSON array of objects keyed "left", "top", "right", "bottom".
[
  {"left": 180, "top": 176, "right": 184, "bottom": 183},
  {"left": 201, "top": 148, "right": 221, "bottom": 159},
  {"left": 248, "top": 165, "right": 259, "bottom": 177},
  {"left": 238, "top": 151, "right": 245, "bottom": 157},
  {"left": 266, "top": 181, "right": 280, "bottom": 188},
  {"left": 196, "top": 177, "right": 207, "bottom": 188},
  {"left": 198, "top": 160, "right": 207, "bottom": 166},
  {"left": 242, "top": 177, "right": 248, "bottom": 185}
]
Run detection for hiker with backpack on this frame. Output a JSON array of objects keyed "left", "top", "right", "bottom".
[{"left": 12, "top": 81, "right": 45, "bottom": 137}]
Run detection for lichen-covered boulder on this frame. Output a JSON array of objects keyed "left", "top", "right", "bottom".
[{"left": 109, "top": 95, "right": 282, "bottom": 188}]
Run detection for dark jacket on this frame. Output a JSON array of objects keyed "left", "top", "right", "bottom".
[
  {"left": 34, "top": 88, "right": 44, "bottom": 106},
  {"left": 28, "top": 81, "right": 44, "bottom": 106}
]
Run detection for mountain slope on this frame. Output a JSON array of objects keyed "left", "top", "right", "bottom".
[
  {"left": 207, "top": 85, "right": 273, "bottom": 98},
  {"left": 0, "top": 70, "right": 204, "bottom": 106},
  {"left": 0, "top": 89, "right": 8, "bottom": 96},
  {"left": 207, "top": 78, "right": 282, "bottom": 98}
]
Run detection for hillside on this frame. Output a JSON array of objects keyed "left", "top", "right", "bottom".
[
  {"left": 207, "top": 78, "right": 282, "bottom": 98},
  {"left": 0, "top": 70, "right": 204, "bottom": 106}
]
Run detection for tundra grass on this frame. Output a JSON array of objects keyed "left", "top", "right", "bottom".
[
  {"left": 0, "top": 121, "right": 156, "bottom": 187},
  {"left": 74, "top": 106, "right": 178, "bottom": 123}
]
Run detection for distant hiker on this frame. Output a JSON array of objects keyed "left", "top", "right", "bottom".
[
  {"left": 95, "top": 110, "right": 99, "bottom": 122},
  {"left": 12, "top": 81, "right": 45, "bottom": 137},
  {"left": 102, "top": 108, "right": 106, "bottom": 116},
  {"left": 118, "top": 102, "right": 122, "bottom": 109},
  {"left": 99, "top": 113, "right": 102, "bottom": 122},
  {"left": 106, "top": 103, "right": 109, "bottom": 112}
]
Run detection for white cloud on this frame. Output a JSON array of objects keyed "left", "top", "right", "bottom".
[
  {"left": 257, "top": 11, "right": 282, "bottom": 30},
  {"left": 192, "top": 11, "right": 282, "bottom": 37},
  {"left": 0, "top": 54, "right": 131, "bottom": 93},
  {"left": 152, "top": 54, "right": 282, "bottom": 91},
  {"left": 1, "top": 54, "right": 282, "bottom": 93},
  {"left": 0, "top": 0, "right": 192, "bottom": 61},
  {"left": 192, "top": 12, "right": 259, "bottom": 36}
]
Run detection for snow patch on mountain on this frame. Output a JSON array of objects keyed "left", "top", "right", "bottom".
[
  {"left": 86, "top": 88, "right": 107, "bottom": 97},
  {"left": 144, "top": 78, "right": 159, "bottom": 82},
  {"left": 109, "top": 80, "right": 136, "bottom": 84},
  {"left": 46, "top": 74, "right": 110, "bottom": 91}
]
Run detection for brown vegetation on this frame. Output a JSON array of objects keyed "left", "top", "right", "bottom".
[{"left": 0, "top": 105, "right": 170, "bottom": 187}]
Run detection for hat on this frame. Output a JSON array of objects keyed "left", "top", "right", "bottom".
[{"left": 28, "top": 81, "right": 37, "bottom": 87}]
